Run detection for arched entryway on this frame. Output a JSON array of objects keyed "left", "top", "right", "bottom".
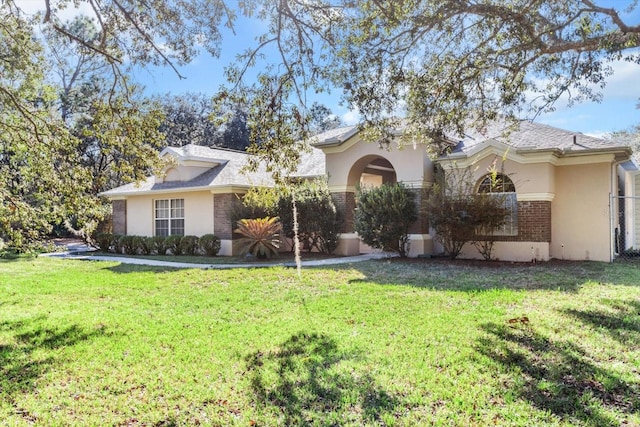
[
  {"left": 346, "top": 154, "right": 397, "bottom": 188},
  {"left": 319, "top": 132, "right": 434, "bottom": 257},
  {"left": 346, "top": 155, "right": 399, "bottom": 253}
]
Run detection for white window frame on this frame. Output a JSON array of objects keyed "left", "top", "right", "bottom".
[{"left": 154, "top": 198, "right": 185, "bottom": 236}]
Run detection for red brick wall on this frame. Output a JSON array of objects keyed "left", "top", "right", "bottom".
[
  {"left": 112, "top": 200, "right": 126, "bottom": 235},
  {"left": 408, "top": 188, "right": 429, "bottom": 234},
  {"left": 518, "top": 200, "right": 551, "bottom": 242},
  {"left": 489, "top": 200, "right": 551, "bottom": 242},
  {"left": 214, "top": 193, "right": 235, "bottom": 240},
  {"left": 332, "top": 192, "right": 356, "bottom": 233}
]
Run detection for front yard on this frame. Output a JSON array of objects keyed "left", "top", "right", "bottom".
[{"left": 0, "top": 258, "right": 638, "bottom": 426}]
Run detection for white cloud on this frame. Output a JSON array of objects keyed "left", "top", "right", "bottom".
[
  {"left": 341, "top": 109, "right": 360, "bottom": 125},
  {"left": 16, "top": 0, "right": 96, "bottom": 21},
  {"left": 599, "top": 59, "right": 640, "bottom": 100},
  {"left": 584, "top": 131, "right": 612, "bottom": 139}
]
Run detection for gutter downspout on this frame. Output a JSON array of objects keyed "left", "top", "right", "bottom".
[{"left": 610, "top": 158, "right": 627, "bottom": 262}]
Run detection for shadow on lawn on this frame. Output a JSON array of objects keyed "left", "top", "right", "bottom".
[
  {"left": 563, "top": 298, "right": 640, "bottom": 343},
  {"left": 0, "top": 315, "right": 105, "bottom": 417},
  {"left": 476, "top": 321, "right": 639, "bottom": 426},
  {"left": 102, "top": 264, "right": 188, "bottom": 274},
  {"left": 337, "top": 259, "right": 611, "bottom": 292},
  {"left": 244, "top": 332, "right": 400, "bottom": 425}
]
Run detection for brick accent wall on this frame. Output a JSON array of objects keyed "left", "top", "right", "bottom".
[
  {"left": 332, "top": 192, "right": 356, "bottom": 233},
  {"left": 408, "top": 188, "right": 429, "bottom": 234},
  {"left": 487, "top": 200, "right": 551, "bottom": 242},
  {"left": 517, "top": 200, "right": 551, "bottom": 242},
  {"left": 214, "top": 193, "right": 235, "bottom": 240},
  {"left": 112, "top": 200, "right": 126, "bottom": 235}
]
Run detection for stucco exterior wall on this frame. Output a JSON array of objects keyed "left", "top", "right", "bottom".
[
  {"left": 460, "top": 155, "right": 555, "bottom": 196},
  {"left": 126, "top": 195, "right": 154, "bottom": 236},
  {"left": 324, "top": 138, "right": 433, "bottom": 189},
  {"left": 551, "top": 162, "right": 612, "bottom": 261},
  {"left": 123, "top": 191, "right": 215, "bottom": 237}
]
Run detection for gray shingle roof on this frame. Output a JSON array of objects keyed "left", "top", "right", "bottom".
[
  {"left": 311, "top": 125, "right": 359, "bottom": 147},
  {"left": 312, "top": 120, "right": 630, "bottom": 155},
  {"left": 101, "top": 143, "right": 326, "bottom": 197},
  {"left": 449, "top": 119, "right": 629, "bottom": 155}
]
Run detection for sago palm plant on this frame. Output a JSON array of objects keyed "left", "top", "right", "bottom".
[{"left": 234, "top": 217, "right": 282, "bottom": 259}]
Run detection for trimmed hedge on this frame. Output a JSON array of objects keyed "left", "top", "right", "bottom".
[
  {"left": 180, "top": 235, "right": 199, "bottom": 256},
  {"left": 199, "top": 234, "right": 221, "bottom": 256},
  {"left": 94, "top": 234, "right": 221, "bottom": 257}
]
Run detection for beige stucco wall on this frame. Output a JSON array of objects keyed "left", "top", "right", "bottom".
[
  {"left": 124, "top": 191, "right": 215, "bottom": 237},
  {"left": 459, "top": 242, "right": 550, "bottom": 262},
  {"left": 324, "top": 138, "right": 434, "bottom": 189},
  {"left": 439, "top": 149, "right": 617, "bottom": 262},
  {"left": 126, "top": 195, "right": 154, "bottom": 236},
  {"left": 551, "top": 162, "right": 612, "bottom": 261},
  {"left": 163, "top": 165, "right": 212, "bottom": 182},
  {"left": 447, "top": 154, "right": 556, "bottom": 195}
]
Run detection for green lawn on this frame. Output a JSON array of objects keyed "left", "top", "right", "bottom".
[{"left": 1, "top": 258, "right": 638, "bottom": 426}]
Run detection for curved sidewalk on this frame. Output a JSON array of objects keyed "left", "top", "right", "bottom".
[{"left": 43, "top": 245, "right": 396, "bottom": 269}]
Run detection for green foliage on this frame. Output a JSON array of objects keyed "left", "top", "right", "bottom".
[
  {"left": 180, "top": 235, "right": 199, "bottom": 256},
  {"left": 234, "top": 217, "right": 282, "bottom": 259},
  {"left": 165, "top": 235, "right": 183, "bottom": 256},
  {"left": 277, "top": 179, "right": 342, "bottom": 254},
  {"left": 0, "top": 13, "right": 166, "bottom": 250},
  {"left": 151, "top": 236, "right": 170, "bottom": 255},
  {"left": 120, "top": 235, "right": 139, "bottom": 255},
  {"left": 95, "top": 233, "right": 113, "bottom": 252},
  {"left": 354, "top": 183, "right": 417, "bottom": 257},
  {"left": 425, "top": 167, "right": 509, "bottom": 260},
  {"left": 138, "top": 236, "right": 154, "bottom": 255},
  {"left": 241, "top": 187, "right": 280, "bottom": 214},
  {"left": 112, "top": 235, "right": 124, "bottom": 254},
  {"left": 199, "top": 234, "right": 221, "bottom": 257}
]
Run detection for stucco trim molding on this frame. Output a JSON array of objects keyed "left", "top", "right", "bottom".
[
  {"left": 518, "top": 192, "right": 555, "bottom": 202},
  {"left": 338, "top": 233, "right": 359, "bottom": 239},
  {"left": 401, "top": 180, "right": 433, "bottom": 189},
  {"left": 329, "top": 186, "right": 357, "bottom": 193},
  {"left": 209, "top": 185, "right": 251, "bottom": 195}
]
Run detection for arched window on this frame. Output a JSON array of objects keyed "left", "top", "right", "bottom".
[{"left": 477, "top": 174, "right": 518, "bottom": 236}]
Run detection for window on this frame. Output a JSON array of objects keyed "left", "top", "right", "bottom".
[
  {"left": 477, "top": 174, "right": 517, "bottom": 236},
  {"left": 155, "top": 198, "right": 184, "bottom": 236}
]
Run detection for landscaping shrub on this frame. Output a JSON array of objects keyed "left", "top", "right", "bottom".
[
  {"left": 355, "top": 183, "right": 417, "bottom": 257},
  {"left": 199, "top": 234, "right": 221, "bottom": 256},
  {"left": 138, "top": 236, "right": 154, "bottom": 255},
  {"left": 121, "top": 235, "right": 139, "bottom": 255},
  {"left": 180, "top": 235, "right": 199, "bottom": 256},
  {"left": 112, "top": 235, "right": 124, "bottom": 254},
  {"left": 95, "top": 233, "right": 113, "bottom": 252},
  {"left": 165, "top": 235, "right": 183, "bottom": 255},
  {"left": 234, "top": 217, "right": 281, "bottom": 259},
  {"left": 151, "top": 236, "right": 170, "bottom": 255},
  {"left": 277, "top": 178, "right": 343, "bottom": 254}
]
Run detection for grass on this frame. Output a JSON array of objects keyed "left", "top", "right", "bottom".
[
  {"left": 0, "top": 257, "right": 639, "bottom": 426},
  {"left": 77, "top": 251, "right": 342, "bottom": 264}
]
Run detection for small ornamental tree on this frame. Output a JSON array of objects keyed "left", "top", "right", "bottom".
[
  {"left": 354, "top": 183, "right": 417, "bottom": 258},
  {"left": 277, "top": 178, "right": 342, "bottom": 254},
  {"left": 425, "top": 166, "right": 509, "bottom": 259}
]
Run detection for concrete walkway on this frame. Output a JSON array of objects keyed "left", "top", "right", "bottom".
[{"left": 42, "top": 241, "right": 396, "bottom": 269}]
